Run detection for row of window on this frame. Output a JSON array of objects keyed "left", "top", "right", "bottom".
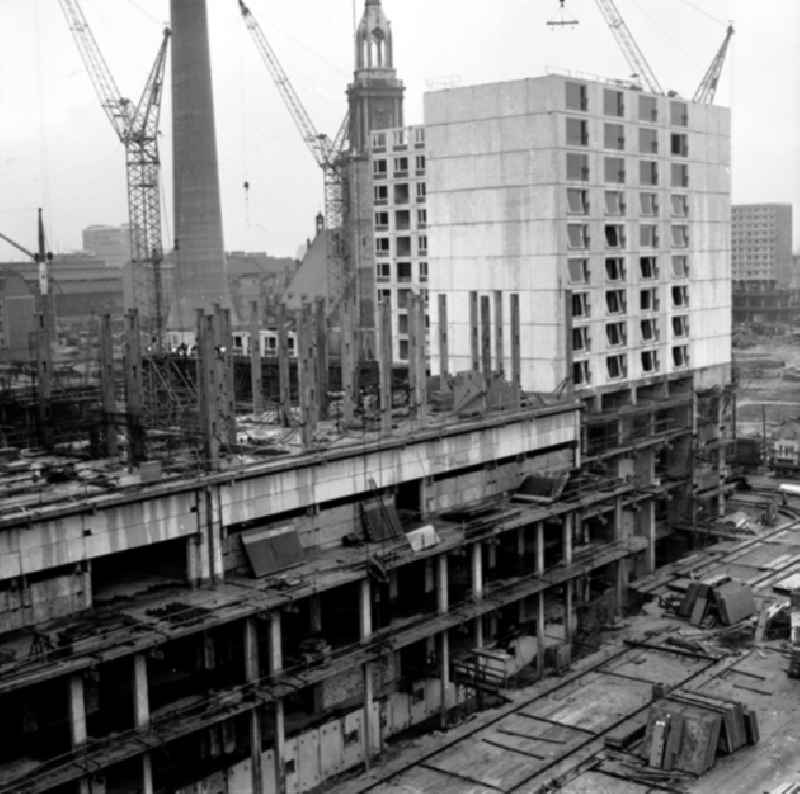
[
  {"left": 572, "top": 315, "right": 689, "bottom": 352},
  {"left": 566, "top": 118, "right": 689, "bottom": 156},
  {"left": 375, "top": 208, "right": 427, "bottom": 231},
  {"left": 377, "top": 287, "right": 429, "bottom": 311},
  {"left": 572, "top": 345, "right": 690, "bottom": 385},
  {"left": 374, "top": 182, "right": 427, "bottom": 205},
  {"left": 567, "top": 223, "right": 689, "bottom": 250},
  {"left": 571, "top": 285, "right": 690, "bottom": 318},
  {"left": 567, "top": 153, "right": 690, "bottom": 187},
  {"left": 568, "top": 255, "right": 689, "bottom": 284},
  {"left": 373, "top": 156, "right": 426, "bottom": 179},
  {"left": 376, "top": 235, "right": 427, "bottom": 257},
  {"left": 376, "top": 261, "right": 428, "bottom": 283},
  {"left": 567, "top": 189, "right": 688, "bottom": 218},
  {"left": 565, "top": 82, "right": 689, "bottom": 127},
  {"left": 371, "top": 127, "right": 426, "bottom": 152}
]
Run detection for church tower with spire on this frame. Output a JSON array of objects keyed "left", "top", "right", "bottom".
[
  {"left": 347, "top": 0, "right": 405, "bottom": 154},
  {"left": 343, "top": 0, "right": 406, "bottom": 356}
]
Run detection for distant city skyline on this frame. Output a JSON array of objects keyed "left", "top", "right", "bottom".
[{"left": 0, "top": 0, "right": 798, "bottom": 260}]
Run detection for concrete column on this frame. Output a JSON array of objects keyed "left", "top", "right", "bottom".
[
  {"left": 616, "top": 559, "right": 627, "bottom": 616},
  {"left": 269, "top": 611, "right": 283, "bottom": 675},
  {"left": 439, "top": 631, "right": 450, "bottom": 729},
  {"left": 565, "top": 582, "right": 575, "bottom": 640},
  {"left": 244, "top": 617, "right": 260, "bottom": 681},
  {"left": 469, "top": 291, "right": 479, "bottom": 371},
  {"left": 510, "top": 293, "right": 521, "bottom": 407},
  {"left": 614, "top": 497, "right": 624, "bottom": 541},
  {"left": 474, "top": 615, "right": 484, "bottom": 649},
  {"left": 480, "top": 294, "right": 492, "bottom": 379},
  {"left": 471, "top": 542, "right": 483, "bottom": 600},
  {"left": 644, "top": 501, "right": 656, "bottom": 573},
  {"left": 277, "top": 303, "right": 291, "bottom": 427},
  {"left": 359, "top": 579, "right": 372, "bottom": 640},
  {"left": 273, "top": 699, "right": 286, "bottom": 794},
  {"left": 537, "top": 591, "right": 546, "bottom": 677},
  {"left": 563, "top": 513, "right": 573, "bottom": 567},
  {"left": 494, "top": 291, "right": 504, "bottom": 376},
  {"left": 378, "top": 298, "right": 393, "bottom": 435},
  {"left": 341, "top": 294, "right": 356, "bottom": 425},
  {"left": 309, "top": 594, "right": 323, "bottom": 633},
  {"left": 141, "top": 754, "right": 154, "bottom": 794},
  {"left": 315, "top": 298, "right": 329, "bottom": 420},
  {"left": 536, "top": 521, "right": 545, "bottom": 575},
  {"left": 250, "top": 300, "right": 264, "bottom": 415},
  {"left": 413, "top": 293, "right": 427, "bottom": 420},
  {"left": 437, "top": 554, "right": 449, "bottom": 614},
  {"left": 69, "top": 674, "right": 87, "bottom": 747},
  {"left": 437, "top": 293, "right": 449, "bottom": 384},
  {"left": 133, "top": 653, "right": 150, "bottom": 729},
  {"left": 100, "top": 313, "right": 117, "bottom": 457},
  {"left": 363, "top": 663, "right": 375, "bottom": 768}
]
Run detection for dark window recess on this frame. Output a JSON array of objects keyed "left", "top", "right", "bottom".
[
  {"left": 605, "top": 225, "right": 626, "bottom": 248},
  {"left": 671, "top": 133, "right": 689, "bottom": 157},
  {"left": 604, "top": 89, "right": 624, "bottom": 117},
  {"left": 639, "top": 128, "right": 659, "bottom": 154},
  {"left": 566, "top": 118, "right": 589, "bottom": 145},
  {"left": 604, "top": 123, "right": 625, "bottom": 150},
  {"left": 567, "top": 153, "right": 590, "bottom": 181},
  {"left": 566, "top": 81, "right": 588, "bottom": 111},
  {"left": 605, "top": 257, "right": 626, "bottom": 281}
]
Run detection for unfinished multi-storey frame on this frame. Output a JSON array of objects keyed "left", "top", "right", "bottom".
[{"left": 426, "top": 75, "right": 734, "bottom": 560}]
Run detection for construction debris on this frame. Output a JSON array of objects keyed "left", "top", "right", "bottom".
[
  {"left": 679, "top": 579, "right": 756, "bottom": 627},
  {"left": 643, "top": 688, "right": 759, "bottom": 775}
]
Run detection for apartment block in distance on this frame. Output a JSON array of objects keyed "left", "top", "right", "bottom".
[
  {"left": 369, "top": 124, "right": 429, "bottom": 361},
  {"left": 732, "top": 203, "right": 793, "bottom": 287},
  {"left": 426, "top": 74, "right": 733, "bottom": 567},
  {"left": 731, "top": 203, "right": 796, "bottom": 323}
]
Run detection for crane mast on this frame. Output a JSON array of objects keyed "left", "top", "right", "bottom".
[
  {"left": 693, "top": 24, "right": 734, "bottom": 104},
  {"left": 237, "top": 0, "right": 351, "bottom": 310},
  {"left": 593, "top": 0, "right": 663, "bottom": 94},
  {"left": 58, "top": 0, "right": 170, "bottom": 349}
]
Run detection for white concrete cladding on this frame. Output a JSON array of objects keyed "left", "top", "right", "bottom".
[{"left": 424, "top": 75, "right": 731, "bottom": 392}]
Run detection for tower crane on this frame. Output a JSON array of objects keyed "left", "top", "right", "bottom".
[
  {"left": 237, "top": 0, "right": 351, "bottom": 310},
  {"left": 593, "top": 0, "right": 663, "bottom": 94},
  {"left": 693, "top": 24, "right": 735, "bottom": 104},
  {"left": 58, "top": 0, "right": 171, "bottom": 349}
]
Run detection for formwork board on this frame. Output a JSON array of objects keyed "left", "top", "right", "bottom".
[
  {"left": 424, "top": 734, "right": 541, "bottom": 791},
  {"left": 298, "top": 728, "right": 322, "bottom": 792},
  {"left": 600, "top": 648, "right": 708, "bottom": 686},
  {"left": 341, "top": 710, "right": 365, "bottom": 771},
  {"left": 372, "top": 764, "right": 500, "bottom": 793},
  {"left": 226, "top": 758, "right": 252, "bottom": 794},
  {"left": 261, "top": 749, "right": 276, "bottom": 794},
  {"left": 522, "top": 672, "right": 652, "bottom": 733},
  {"left": 320, "top": 720, "right": 345, "bottom": 778},
  {"left": 557, "top": 771, "right": 648, "bottom": 793}
]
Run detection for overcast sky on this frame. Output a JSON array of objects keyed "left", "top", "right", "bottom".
[{"left": 0, "top": 0, "right": 798, "bottom": 260}]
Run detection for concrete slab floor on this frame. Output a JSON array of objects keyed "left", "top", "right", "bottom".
[{"left": 325, "top": 603, "right": 800, "bottom": 794}]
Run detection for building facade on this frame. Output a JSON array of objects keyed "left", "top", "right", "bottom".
[
  {"left": 732, "top": 203, "right": 793, "bottom": 287},
  {"left": 425, "top": 75, "right": 731, "bottom": 396},
  {"left": 369, "top": 124, "right": 428, "bottom": 361},
  {"left": 82, "top": 225, "right": 131, "bottom": 269}
]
